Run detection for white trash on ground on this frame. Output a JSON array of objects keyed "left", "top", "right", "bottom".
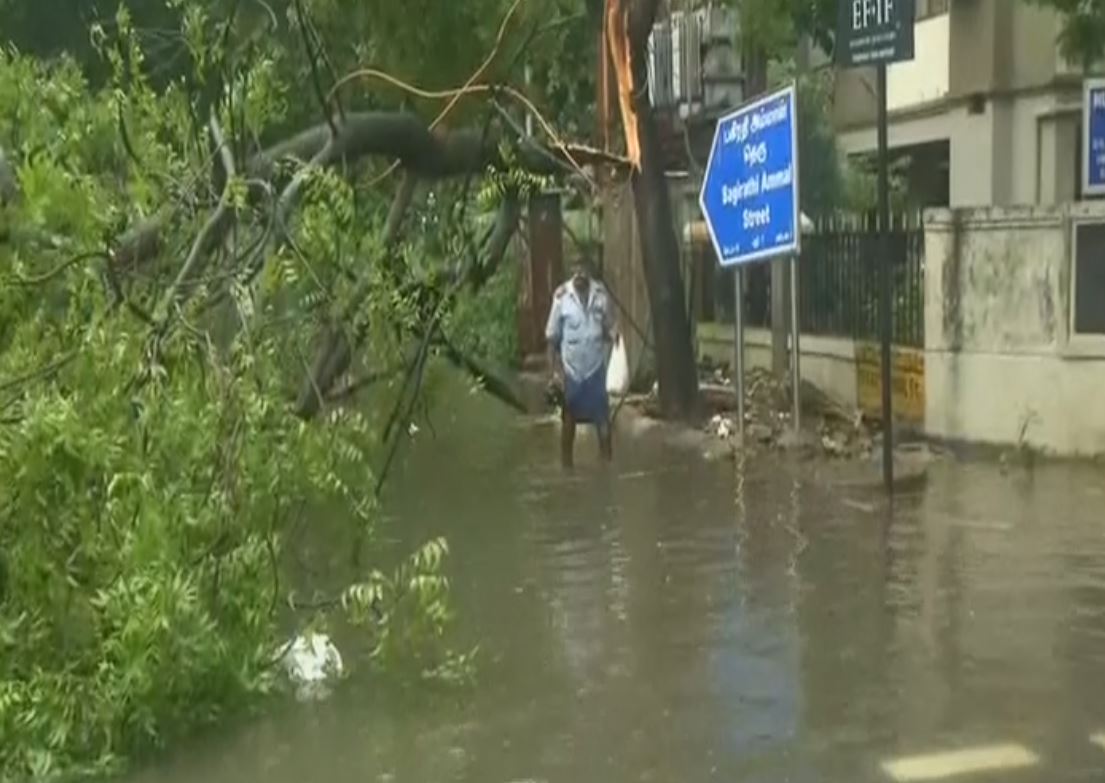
[
  {"left": 606, "top": 335, "right": 630, "bottom": 395},
  {"left": 280, "top": 631, "right": 344, "bottom": 701},
  {"left": 708, "top": 414, "right": 734, "bottom": 440}
]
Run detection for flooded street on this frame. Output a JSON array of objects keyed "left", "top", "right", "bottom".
[{"left": 127, "top": 391, "right": 1105, "bottom": 783}]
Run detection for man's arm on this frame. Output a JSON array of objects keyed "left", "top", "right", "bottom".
[
  {"left": 545, "top": 292, "right": 564, "bottom": 384},
  {"left": 547, "top": 342, "right": 563, "bottom": 385}
]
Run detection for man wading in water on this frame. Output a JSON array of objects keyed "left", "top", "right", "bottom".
[{"left": 545, "top": 258, "right": 617, "bottom": 468}]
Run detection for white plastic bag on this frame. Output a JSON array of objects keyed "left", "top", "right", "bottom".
[
  {"left": 606, "top": 335, "right": 630, "bottom": 395},
  {"left": 280, "top": 631, "right": 344, "bottom": 701}
]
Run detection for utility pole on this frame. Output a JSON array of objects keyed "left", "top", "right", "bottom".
[
  {"left": 835, "top": 0, "right": 914, "bottom": 495},
  {"left": 877, "top": 63, "right": 894, "bottom": 493}
]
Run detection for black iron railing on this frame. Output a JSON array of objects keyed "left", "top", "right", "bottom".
[
  {"left": 798, "top": 215, "right": 925, "bottom": 348},
  {"left": 704, "top": 214, "right": 925, "bottom": 348}
]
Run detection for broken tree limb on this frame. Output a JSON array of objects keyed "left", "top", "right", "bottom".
[
  {"left": 293, "top": 173, "right": 418, "bottom": 419},
  {"left": 438, "top": 337, "right": 529, "bottom": 414},
  {"left": 325, "top": 366, "right": 404, "bottom": 405},
  {"left": 156, "top": 117, "right": 237, "bottom": 322},
  {"left": 110, "top": 110, "right": 625, "bottom": 275},
  {"left": 294, "top": 184, "right": 520, "bottom": 420},
  {"left": 464, "top": 188, "right": 522, "bottom": 290}
]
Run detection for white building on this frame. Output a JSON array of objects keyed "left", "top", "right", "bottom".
[{"left": 832, "top": 0, "right": 1089, "bottom": 207}]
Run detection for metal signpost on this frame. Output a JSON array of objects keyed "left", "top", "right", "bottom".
[
  {"left": 836, "top": 0, "right": 915, "bottom": 494},
  {"left": 699, "top": 84, "right": 801, "bottom": 441},
  {"left": 1084, "top": 78, "right": 1105, "bottom": 198}
]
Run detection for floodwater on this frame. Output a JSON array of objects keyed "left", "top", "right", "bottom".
[{"left": 127, "top": 388, "right": 1105, "bottom": 783}]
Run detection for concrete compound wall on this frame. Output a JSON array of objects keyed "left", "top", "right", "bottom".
[
  {"left": 698, "top": 325, "right": 860, "bottom": 411},
  {"left": 925, "top": 204, "right": 1105, "bottom": 456}
]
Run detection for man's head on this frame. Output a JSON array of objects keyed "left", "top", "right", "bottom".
[{"left": 570, "top": 257, "right": 594, "bottom": 291}]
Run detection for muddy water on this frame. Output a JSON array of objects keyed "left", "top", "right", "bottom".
[{"left": 127, "top": 390, "right": 1105, "bottom": 783}]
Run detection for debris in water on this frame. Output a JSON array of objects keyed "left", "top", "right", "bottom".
[
  {"left": 281, "top": 631, "right": 344, "bottom": 701},
  {"left": 633, "top": 359, "right": 878, "bottom": 460},
  {"left": 707, "top": 414, "right": 734, "bottom": 440},
  {"left": 841, "top": 498, "right": 878, "bottom": 514}
]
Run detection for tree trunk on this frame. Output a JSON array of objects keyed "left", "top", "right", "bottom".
[{"left": 615, "top": 0, "right": 699, "bottom": 420}]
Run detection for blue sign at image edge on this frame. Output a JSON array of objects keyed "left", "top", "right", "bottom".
[
  {"left": 698, "top": 84, "right": 800, "bottom": 268},
  {"left": 1084, "top": 79, "right": 1105, "bottom": 195}
]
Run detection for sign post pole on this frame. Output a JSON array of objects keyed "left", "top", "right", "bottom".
[
  {"left": 734, "top": 269, "right": 745, "bottom": 439},
  {"left": 877, "top": 64, "right": 894, "bottom": 494},
  {"left": 789, "top": 253, "right": 801, "bottom": 433},
  {"left": 698, "top": 84, "right": 802, "bottom": 450},
  {"left": 835, "top": 0, "right": 914, "bottom": 494}
]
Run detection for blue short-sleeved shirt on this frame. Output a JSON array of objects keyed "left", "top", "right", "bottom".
[{"left": 545, "top": 280, "right": 615, "bottom": 381}]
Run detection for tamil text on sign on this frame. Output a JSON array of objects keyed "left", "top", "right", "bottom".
[{"left": 698, "top": 84, "right": 800, "bottom": 267}]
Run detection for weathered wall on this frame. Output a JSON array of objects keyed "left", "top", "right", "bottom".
[
  {"left": 698, "top": 325, "right": 926, "bottom": 424},
  {"left": 924, "top": 205, "right": 1105, "bottom": 455},
  {"left": 698, "top": 325, "right": 860, "bottom": 411}
]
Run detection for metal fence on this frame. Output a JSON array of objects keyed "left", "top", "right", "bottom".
[
  {"left": 798, "top": 215, "right": 925, "bottom": 348},
  {"left": 706, "top": 214, "right": 925, "bottom": 348}
]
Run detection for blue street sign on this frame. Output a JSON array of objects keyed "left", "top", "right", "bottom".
[
  {"left": 1085, "top": 78, "right": 1105, "bottom": 197},
  {"left": 699, "top": 84, "right": 800, "bottom": 267}
]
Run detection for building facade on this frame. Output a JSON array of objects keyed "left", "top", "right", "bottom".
[{"left": 833, "top": 0, "right": 1088, "bottom": 208}]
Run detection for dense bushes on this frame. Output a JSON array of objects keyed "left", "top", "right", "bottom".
[{"left": 0, "top": 12, "right": 477, "bottom": 778}]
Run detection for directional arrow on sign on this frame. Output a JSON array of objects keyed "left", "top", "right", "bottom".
[{"left": 698, "top": 84, "right": 801, "bottom": 268}]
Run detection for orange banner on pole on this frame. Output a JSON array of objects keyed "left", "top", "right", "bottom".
[{"left": 605, "top": 0, "right": 641, "bottom": 170}]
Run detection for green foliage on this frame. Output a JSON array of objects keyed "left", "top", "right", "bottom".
[
  {"left": 1026, "top": 0, "right": 1105, "bottom": 70},
  {"left": 840, "top": 155, "right": 912, "bottom": 213},
  {"left": 764, "top": 28, "right": 915, "bottom": 216},
  {"left": 738, "top": 0, "right": 838, "bottom": 59},
  {"left": 0, "top": 8, "right": 486, "bottom": 780},
  {"left": 342, "top": 537, "right": 476, "bottom": 685},
  {"left": 763, "top": 60, "right": 846, "bottom": 217},
  {"left": 447, "top": 246, "right": 520, "bottom": 366}
]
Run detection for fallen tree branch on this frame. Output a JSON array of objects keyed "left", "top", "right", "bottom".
[
  {"left": 6, "top": 251, "right": 112, "bottom": 287},
  {"left": 324, "top": 366, "right": 404, "bottom": 404},
  {"left": 438, "top": 336, "right": 529, "bottom": 413},
  {"left": 293, "top": 172, "right": 418, "bottom": 419},
  {"left": 374, "top": 331, "right": 435, "bottom": 498},
  {"left": 0, "top": 352, "right": 78, "bottom": 398},
  {"left": 293, "top": 0, "right": 340, "bottom": 135},
  {"left": 110, "top": 111, "right": 626, "bottom": 275},
  {"left": 464, "top": 188, "right": 521, "bottom": 290},
  {"left": 155, "top": 117, "right": 237, "bottom": 322},
  {"left": 355, "top": 0, "right": 525, "bottom": 189},
  {"left": 275, "top": 139, "right": 333, "bottom": 238},
  {"left": 295, "top": 184, "right": 520, "bottom": 421}
]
